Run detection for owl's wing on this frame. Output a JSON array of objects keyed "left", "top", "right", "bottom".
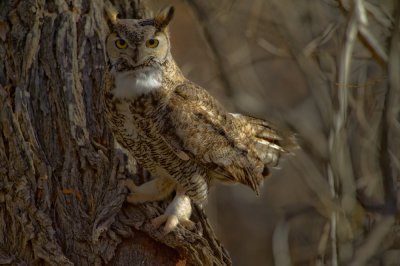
[{"left": 158, "top": 82, "right": 296, "bottom": 193}]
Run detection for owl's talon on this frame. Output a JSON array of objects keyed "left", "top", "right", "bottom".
[
  {"left": 124, "top": 179, "right": 143, "bottom": 204},
  {"left": 181, "top": 219, "right": 195, "bottom": 231},
  {"left": 126, "top": 193, "right": 142, "bottom": 204},
  {"left": 151, "top": 214, "right": 168, "bottom": 229},
  {"left": 163, "top": 215, "right": 179, "bottom": 235},
  {"left": 124, "top": 177, "right": 176, "bottom": 204},
  {"left": 124, "top": 179, "right": 137, "bottom": 192},
  {"left": 151, "top": 191, "right": 193, "bottom": 234},
  {"left": 151, "top": 213, "right": 194, "bottom": 234}
]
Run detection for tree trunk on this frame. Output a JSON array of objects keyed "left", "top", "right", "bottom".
[{"left": 0, "top": 1, "right": 230, "bottom": 265}]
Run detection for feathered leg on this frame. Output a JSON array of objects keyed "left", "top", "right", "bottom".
[
  {"left": 125, "top": 177, "right": 175, "bottom": 203},
  {"left": 149, "top": 171, "right": 208, "bottom": 234},
  {"left": 151, "top": 186, "right": 195, "bottom": 234},
  {"left": 124, "top": 177, "right": 196, "bottom": 234}
]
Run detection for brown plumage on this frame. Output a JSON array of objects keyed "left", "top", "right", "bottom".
[{"left": 104, "top": 6, "right": 297, "bottom": 233}]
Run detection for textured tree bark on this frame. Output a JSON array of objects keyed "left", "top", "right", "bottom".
[{"left": 0, "top": 1, "right": 231, "bottom": 265}]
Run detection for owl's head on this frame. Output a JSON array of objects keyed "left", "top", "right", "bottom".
[{"left": 106, "top": 6, "right": 174, "bottom": 73}]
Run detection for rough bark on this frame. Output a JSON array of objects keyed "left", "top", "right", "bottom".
[{"left": 0, "top": 1, "right": 231, "bottom": 265}]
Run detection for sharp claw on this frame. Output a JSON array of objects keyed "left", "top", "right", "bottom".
[
  {"left": 151, "top": 214, "right": 168, "bottom": 229},
  {"left": 151, "top": 214, "right": 194, "bottom": 235},
  {"left": 150, "top": 192, "right": 195, "bottom": 234},
  {"left": 181, "top": 219, "right": 195, "bottom": 231},
  {"left": 124, "top": 179, "right": 142, "bottom": 204},
  {"left": 124, "top": 179, "right": 137, "bottom": 191},
  {"left": 163, "top": 215, "right": 179, "bottom": 235},
  {"left": 126, "top": 193, "right": 141, "bottom": 204}
]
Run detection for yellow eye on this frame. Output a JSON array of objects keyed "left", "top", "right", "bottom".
[
  {"left": 115, "top": 39, "right": 128, "bottom": 49},
  {"left": 145, "top": 39, "right": 159, "bottom": 48}
]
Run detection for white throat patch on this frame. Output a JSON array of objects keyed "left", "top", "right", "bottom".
[{"left": 112, "top": 67, "right": 162, "bottom": 99}]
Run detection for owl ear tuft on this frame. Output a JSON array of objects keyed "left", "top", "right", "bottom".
[
  {"left": 155, "top": 6, "right": 174, "bottom": 30},
  {"left": 105, "top": 3, "right": 119, "bottom": 24}
]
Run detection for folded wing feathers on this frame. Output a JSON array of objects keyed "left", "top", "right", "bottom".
[
  {"left": 229, "top": 113, "right": 297, "bottom": 192},
  {"left": 166, "top": 85, "right": 297, "bottom": 195}
]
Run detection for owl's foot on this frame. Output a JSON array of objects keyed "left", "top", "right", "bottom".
[
  {"left": 124, "top": 178, "right": 175, "bottom": 204},
  {"left": 151, "top": 190, "right": 195, "bottom": 235}
]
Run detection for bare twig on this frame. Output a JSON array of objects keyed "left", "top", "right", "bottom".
[
  {"left": 303, "top": 23, "right": 338, "bottom": 57},
  {"left": 338, "top": 0, "right": 388, "bottom": 64},
  {"left": 364, "top": 2, "right": 393, "bottom": 27},
  {"left": 328, "top": 166, "right": 339, "bottom": 266},
  {"left": 348, "top": 216, "right": 395, "bottom": 266},
  {"left": 358, "top": 25, "right": 388, "bottom": 63},
  {"left": 185, "top": 1, "right": 236, "bottom": 98},
  {"left": 328, "top": 0, "right": 371, "bottom": 264},
  {"left": 257, "top": 38, "right": 290, "bottom": 57},
  {"left": 316, "top": 222, "right": 331, "bottom": 265},
  {"left": 272, "top": 220, "right": 293, "bottom": 266}
]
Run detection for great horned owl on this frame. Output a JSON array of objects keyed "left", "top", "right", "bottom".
[{"left": 104, "top": 6, "right": 296, "bottom": 233}]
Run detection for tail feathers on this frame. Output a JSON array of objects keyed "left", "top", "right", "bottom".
[
  {"left": 242, "top": 115, "right": 298, "bottom": 153},
  {"left": 214, "top": 113, "right": 298, "bottom": 194},
  {"left": 231, "top": 113, "right": 298, "bottom": 177}
]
